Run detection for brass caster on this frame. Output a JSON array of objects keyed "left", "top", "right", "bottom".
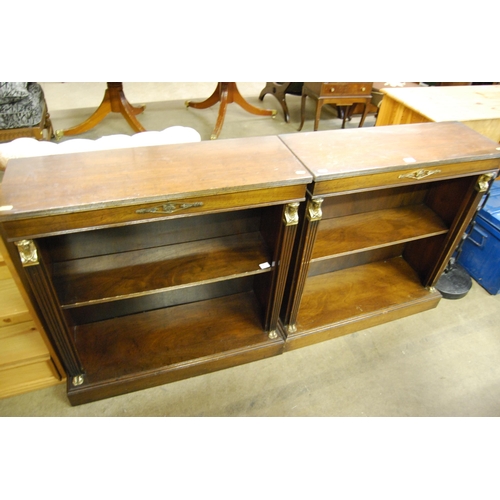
[
  {"left": 268, "top": 330, "right": 278, "bottom": 340},
  {"left": 55, "top": 129, "right": 64, "bottom": 141},
  {"left": 210, "top": 134, "right": 218, "bottom": 140},
  {"left": 72, "top": 375, "right": 84, "bottom": 386},
  {"left": 271, "top": 110, "right": 277, "bottom": 118},
  {"left": 185, "top": 100, "right": 191, "bottom": 108}
]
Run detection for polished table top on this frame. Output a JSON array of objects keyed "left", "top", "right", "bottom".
[{"left": 380, "top": 84, "right": 500, "bottom": 122}]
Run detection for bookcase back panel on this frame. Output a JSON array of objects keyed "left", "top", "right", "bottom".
[
  {"left": 51, "top": 232, "right": 272, "bottom": 306},
  {"left": 46, "top": 209, "right": 264, "bottom": 262},
  {"left": 424, "top": 176, "right": 477, "bottom": 226},
  {"left": 308, "top": 245, "right": 405, "bottom": 277},
  {"left": 320, "top": 185, "right": 429, "bottom": 219}
]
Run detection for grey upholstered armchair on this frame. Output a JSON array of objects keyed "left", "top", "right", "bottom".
[{"left": 0, "top": 82, "right": 53, "bottom": 142}]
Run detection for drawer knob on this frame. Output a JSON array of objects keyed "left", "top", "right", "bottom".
[
  {"left": 330, "top": 87, "right": 335, "bottom": 92},
  {"left": 361, "top": 87, "right": 366, "bottom": 91}
]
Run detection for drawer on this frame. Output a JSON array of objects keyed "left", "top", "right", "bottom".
[
  {"left": 310, "top": 160, "right": 500, "bottom": 196},
  {"left": 1, "top": 184, "right": 309, "bottom": 240},
  {"left": 0, "top": 358, "right": 62, "bottom": 399},
  {"left": 319, "top": 82, "right": 372, "bottom": 96},
  {"left": 0, "top": 278, "right": 31, "bottom": 327},
  {"left": 0, "top": 323, "right": 49, "bottom": 369},
  {"left": 0, "top": 261, "right": 10, "bottom": 280}
]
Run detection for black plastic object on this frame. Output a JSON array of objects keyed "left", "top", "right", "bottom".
[{"left": 435, "top": 263, "right": 472, "bottom": 299}]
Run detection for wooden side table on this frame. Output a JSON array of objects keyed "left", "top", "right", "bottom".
[
  {"left": 186, "top": 82, "right": 276, "bottom": 140},
  {"left": 57, "top": 83, "right": 146, "bottom": 138},
  {"left": 298, "top": 82, "right": 373, "bottom": 131}
]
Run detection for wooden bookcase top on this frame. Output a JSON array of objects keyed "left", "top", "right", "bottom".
[
  {"left": 0, "top": 135, "right": 312, "bottom": 219},
  {"left": 279, "top": 122, "right": 500, "bottom": 181}
]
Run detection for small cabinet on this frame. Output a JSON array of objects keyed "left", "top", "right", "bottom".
[
  {"left": 279, "top": 122, "right": 500, "bottom": 349},
  {"left": 0, "top": 136, "right": 311, "bottom": 405}
]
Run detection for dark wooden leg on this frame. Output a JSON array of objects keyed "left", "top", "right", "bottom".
[
  {"left": 359, "top": 102, "right": 369, "bottom": 127},
  {"left": 59, "top": 83, "right": 146, "bottom": 138},
  {"left": 259, "top": 82, "right": 291, "bottom": 122},
  {"left": 298, "top": 94, "right": 307, "bottom": 131},
  {"left": 341, "top": 106, "right": 349, "bottom": 128},
  {"left": 258, "top": 82, "right": 274, "bottom": 101}
]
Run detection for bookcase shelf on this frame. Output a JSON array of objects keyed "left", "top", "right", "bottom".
[
  {"left": 297, "top": 257, "right": 439, "bottom": 333},
  {"left": 70, "top": 291, "right": 278, "bottom": 402},
  {"left": 51, "top": 228, "right": 272, "bottom": 308},
  {"left": 312, "top": 204, "right": 448, "bottom": 259}
]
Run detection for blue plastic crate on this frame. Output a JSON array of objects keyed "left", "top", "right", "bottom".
[
  {"left": 478, "top": 181, "right": 500, "bottom": 232},
  {"left": 458, "top": 181, "right": 500, "bottom": 294}
]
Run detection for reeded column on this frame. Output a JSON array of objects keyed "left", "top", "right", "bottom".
[
  {"left": 281, "top": 197, "right": 323, "bottom": 334},
  {"left": 14, "top": 239, "right": 85, "bottom": 385},
  {"left": 265, "top": 202, "right": 300, "bottom": 339}
]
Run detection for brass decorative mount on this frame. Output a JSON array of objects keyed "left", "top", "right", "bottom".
[
  {"left": 136, "top": 202, "right": 204, "bottom": 215},
  {"left": 307, "top": 198, "right": 323, "bottom": 221},
  {"left": 14, "top": 240, "right": 39, "bottom": 267},
  {"left": 399, "top": 169, "right": 441, "bottom": 180},
  {"left": 284, "top": 203, "right": 300, "bottom": 226}
]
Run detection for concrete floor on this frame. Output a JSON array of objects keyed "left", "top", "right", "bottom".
[{"left": 1, "top": 83, "right": 500, "bottom": 417}]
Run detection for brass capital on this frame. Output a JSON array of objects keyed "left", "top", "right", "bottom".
[
  {"left": 476, "top": 173, "right": 496, "bottom": 193},
  {"left": 283, "top": 202, "right": 300, "bottom": 226},
  {"left": 307, "top": 198, "right": 323, "bottom": 221},
  {"left": 15, "top": 240, "right": 39, "bottom": 267}
]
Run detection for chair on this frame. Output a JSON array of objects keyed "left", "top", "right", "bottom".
[
  {"left": 259, "top": 82, "right": 304, "bottom": 122},
  {"left": 0, "top": 83, "right": 54, "bottom": 143}
]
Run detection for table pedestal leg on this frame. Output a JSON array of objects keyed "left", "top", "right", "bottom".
[
  {"left": 57, "top": 83, "right": 146, "bottom": 139},
  {"left": 186, "top": 82, "right": 276, "bottom": 139}
]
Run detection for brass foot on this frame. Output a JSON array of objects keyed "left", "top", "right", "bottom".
[
  {"left": 72, "top": 375, "right": 84, "bottom": 386},
  {"left": 268, "top": 330, "right": 278, "bottom": 340},
  {"left": 55, "top": 129, "right": 64, "bottom": 141}
]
